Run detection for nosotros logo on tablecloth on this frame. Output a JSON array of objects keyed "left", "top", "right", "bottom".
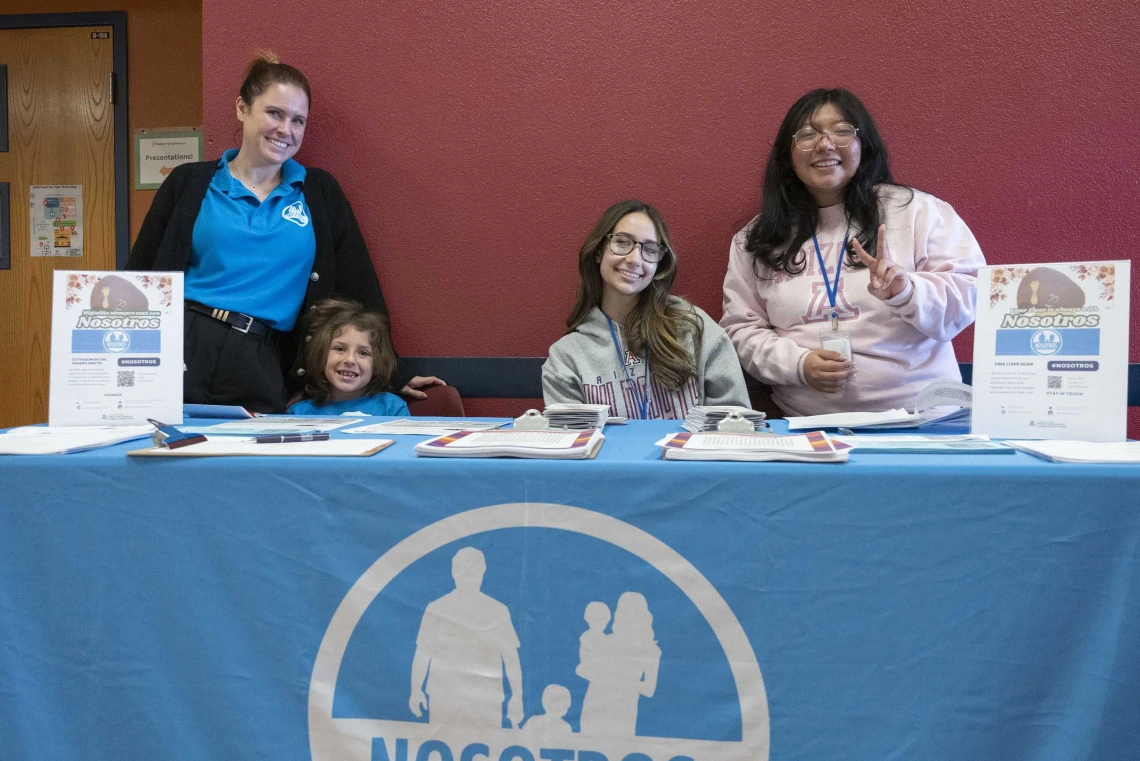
[{"left": 309, "top": 504, "right": 769, "bottom": 761}]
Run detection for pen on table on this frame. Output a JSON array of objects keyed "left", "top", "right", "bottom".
[{"left": 254, "top": 433, "right": 331, "bottom": 444}]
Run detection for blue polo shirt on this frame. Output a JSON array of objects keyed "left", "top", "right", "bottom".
[{"left": 186, "top": 149, "right": 316, "bottom": 330}]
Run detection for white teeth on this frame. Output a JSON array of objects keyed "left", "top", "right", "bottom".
[
  {"left": 813, "top": 160, "right": 840, "bottom": 168},
  {"left": 268, "top": 138, "right": 288, "bottom": 149}
]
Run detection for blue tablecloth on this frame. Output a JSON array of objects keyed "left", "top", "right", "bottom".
[{"left": 1, "top": 419, "right": 1138, "bottom": 761}]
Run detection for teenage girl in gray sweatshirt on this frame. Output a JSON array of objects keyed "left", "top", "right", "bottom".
[{"left": 542, "top": 200, "right": 750, "bottom": 420}]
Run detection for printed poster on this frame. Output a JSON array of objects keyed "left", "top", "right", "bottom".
[
  {"left": 135, "top": 131, "right": 203, "bottom": 189},
  {"left": 49, "top": 271, "right": 184, "bottom": 426},
  {"left": 971, "top": 261, "right": 1129, "bottom": 442},
  {"left": 30, "top": 185, "right": 83, "bottom": 257}
]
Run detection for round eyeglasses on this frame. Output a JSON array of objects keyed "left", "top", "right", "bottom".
[
  {"left": 792, "top": 123, "right": 859, "bottom": 151},
  {"left": 606, "top": 233, "right": 668, "bottom": 263}
]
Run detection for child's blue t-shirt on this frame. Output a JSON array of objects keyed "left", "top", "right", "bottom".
[{"left": 288, "top": 393, "right": 409, "bottom": 417}]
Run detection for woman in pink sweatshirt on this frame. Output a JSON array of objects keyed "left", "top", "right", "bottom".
[{"left": 721, "top": 89, "right": 985, "bottom": 416}]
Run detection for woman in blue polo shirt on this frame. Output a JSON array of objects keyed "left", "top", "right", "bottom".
[{"left": 128, "top": 53, "right": 441, "bottom": 412}]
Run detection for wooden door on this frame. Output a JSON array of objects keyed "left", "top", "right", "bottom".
[{"left": 0, "top": 26, "right": 116, "bottom": 428}]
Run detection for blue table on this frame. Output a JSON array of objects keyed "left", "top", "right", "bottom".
[{"left": 1, "top": 420, "right": 1138, "bottom": 761}]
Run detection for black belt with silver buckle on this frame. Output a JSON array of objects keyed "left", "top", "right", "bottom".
[{"left": 186, "top": 301, "right": 273, "bottom": 337}]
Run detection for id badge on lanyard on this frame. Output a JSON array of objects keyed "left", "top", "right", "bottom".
[
  {"left": 606, "top": 316, "right": 650, "bottom": 419},
  {"left": 813, "top": 227, "right": 853, "bottom": 360}
]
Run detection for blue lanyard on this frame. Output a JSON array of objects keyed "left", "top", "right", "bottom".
[
  {"left": 605, "top": 316, "right": 650, "bottom": 420},
  {"left": 812, "top": 223, "right": 851, "bottom": 330}
]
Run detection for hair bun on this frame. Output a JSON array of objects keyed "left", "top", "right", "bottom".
[{"left": 252, "top": 48, "right": 280, "bottom": 65}]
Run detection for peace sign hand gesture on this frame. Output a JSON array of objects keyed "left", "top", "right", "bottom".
[{"left": 852, "top": 225, "right": 906, "bottom": 300}]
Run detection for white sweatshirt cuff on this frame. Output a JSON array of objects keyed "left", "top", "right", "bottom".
[{"left": 885, "top": 273, "right": 915, "bottom": 308}]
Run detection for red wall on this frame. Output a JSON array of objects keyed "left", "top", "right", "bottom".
[{"left": 201, "top": 0, "right": 1140, "bottom": 426}]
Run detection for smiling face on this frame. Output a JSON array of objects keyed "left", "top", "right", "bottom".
[
  {"left": 236, "top": 82, "right": 309, "bottom": 168},
  {"left": 791, "top": 102, "right": 861, "bottom": 207},
  {"left": 323, "top": 325, "right": 374, "bottom": 402},
  {"left": 598, "top": 212, "right": 660, "bottom": 318}
]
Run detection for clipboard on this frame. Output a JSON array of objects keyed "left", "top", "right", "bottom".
[{"left": 128, "top": 438, "right": 395, "bottom": 457}]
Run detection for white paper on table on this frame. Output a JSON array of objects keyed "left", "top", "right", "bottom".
[
  {"left": 831, "top": 434, "right": 989, "bottom": 445},
  {"left": 1004, "top": 440, "right": 1140, "bottom": 463},
  {"left": 130, "top": 437, "right": 394, "bottom": 457},
  {"left": 786, "top": 409, "right": 917, "bottom": 430},
  {"left": 662, "top": 432, "right": 817, "bottom": 452},
  {"left": 342, "top": 419, "right": 504, "bottom": 436},
  {"left": 443, "top": 430, "right": 588, "bottom": 449},
  {"left": 0, "top": 425, "right": 153, "bottom": 455},
  {"left": 971, "top": 260, "right": 1130, "bottom": 442},
  {"left": 179, "top": 417, "right": 357, "bottom": 435}
]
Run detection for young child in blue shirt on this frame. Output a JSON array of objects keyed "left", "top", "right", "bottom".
[{"left": 288, "top": 298, "right": 409, "bottom": 416}]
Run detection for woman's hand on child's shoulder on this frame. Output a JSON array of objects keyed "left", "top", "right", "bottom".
[{"left": 399, "top": 375, "right": 446, "bottom": 399}]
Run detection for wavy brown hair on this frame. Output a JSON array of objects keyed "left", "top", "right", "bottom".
[
  {"left": 300, "top": 298, "right": 397, "bottom": 404},
  {"left": 567, "top": 200, "right": 701, "bottom": 390}
]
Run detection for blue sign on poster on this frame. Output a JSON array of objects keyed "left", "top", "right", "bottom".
[{"left": 309, "top": 503, "right": 770, "bottom": 761}]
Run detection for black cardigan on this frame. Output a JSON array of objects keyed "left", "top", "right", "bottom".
[{"left": 126, "top": 160, "right": 411, "bottom": 392}]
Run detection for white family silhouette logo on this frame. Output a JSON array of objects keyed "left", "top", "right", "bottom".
[
  {"left": 309, "top": 503, "right": 769, "bottom": 761},
  {"left": 408, "top": 547, "right": 662, "bottom": 738}
]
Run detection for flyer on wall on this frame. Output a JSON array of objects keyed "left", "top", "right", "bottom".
[
  {"left": 971, "top": 261, "right": 1129, "bottom": 442},
  {"left": 49, "top": 271, "right": 184, "bottom": 427},
  {"left": 29, "top": 185, "right": 83, "bottom": 257}
]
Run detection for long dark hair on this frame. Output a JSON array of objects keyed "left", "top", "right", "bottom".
[
  {"left": 300, "top": 298, "right": 397, "bottom": 404},
  {"left": 745, "top": 88, "right": 909, "bottom": 276},
  {"left": 567, "top": 200, "right": 701, "bottom": 390}
]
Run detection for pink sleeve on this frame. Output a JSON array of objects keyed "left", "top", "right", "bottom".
[
  {"left": 884, "top": 196, "right": 985, "bottom": 342},
  {"left": 720, "top": 230, "right": 810, "bottom": 387}
]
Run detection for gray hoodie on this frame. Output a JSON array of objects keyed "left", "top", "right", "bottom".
[{"left": 542, "top": 299, "right": 750, "bottom": 419}]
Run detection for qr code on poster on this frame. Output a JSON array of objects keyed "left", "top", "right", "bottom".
[
  {"left": 117, "top": 371, "right": 135, "bottom": 388},
  {"left": 1047, "top": 376, "right": 1061, "bottom": 389}
]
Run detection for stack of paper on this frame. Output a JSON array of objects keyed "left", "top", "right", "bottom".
[
  {"left": 414, "top": 429, "right": 605, "bottom": 459},
  {"left": 681, "top": 406, "right": 768, "bottom": 433},
  {"left": 542, "top": 403, "right": 611, "bottom": 429},
  {"left": 786, "top": 406, "right": 968, "bottom": 431},
  {"left": 1004, "top": 440, "right": 1140, "bottom": 463},
  {"left": 829, "top": 434, "right": 1013, "bottom": 454},
  {"left": 0, "top": 425, "right": 154, "bottom": 455},
  {"left": 656, "top": 431, "right": 848, "bottom": 463}
]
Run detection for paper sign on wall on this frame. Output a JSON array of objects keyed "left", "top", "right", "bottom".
[
  {"left": 134, "top": 131, "right": 203, "bottom": 189},
  {"left": 30, "top": 185, "right": 82, "bottom": 257},
  {"left": 49, "top": 271, "right": 184, "bottom": 426},
  {"left": 971, "top": 261, "right": 1129, "bottom": 442}
]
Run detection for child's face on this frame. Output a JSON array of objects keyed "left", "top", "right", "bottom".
[{"left": 324, "top": 326, "right": 374, "bottom": 401}]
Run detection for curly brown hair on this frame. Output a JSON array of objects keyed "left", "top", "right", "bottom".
[{"left": 299, "top": 299, "right": 397, "bottom": 405}]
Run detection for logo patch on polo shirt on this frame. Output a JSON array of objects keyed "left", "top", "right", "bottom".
[{"left": 282, "top": 201, "right": 309, "bottom": 227}]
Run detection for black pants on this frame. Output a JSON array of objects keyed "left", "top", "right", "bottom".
[{"left": 183, "top": 308, "right": 288, "bottom": 413}]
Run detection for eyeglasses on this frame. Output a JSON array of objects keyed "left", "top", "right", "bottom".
[
  {"left": 606, "top": 233, "right": 668, "bottom": 263},
  {"left": 792, "top": 123, "right": 859, "bottom": 151}
]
